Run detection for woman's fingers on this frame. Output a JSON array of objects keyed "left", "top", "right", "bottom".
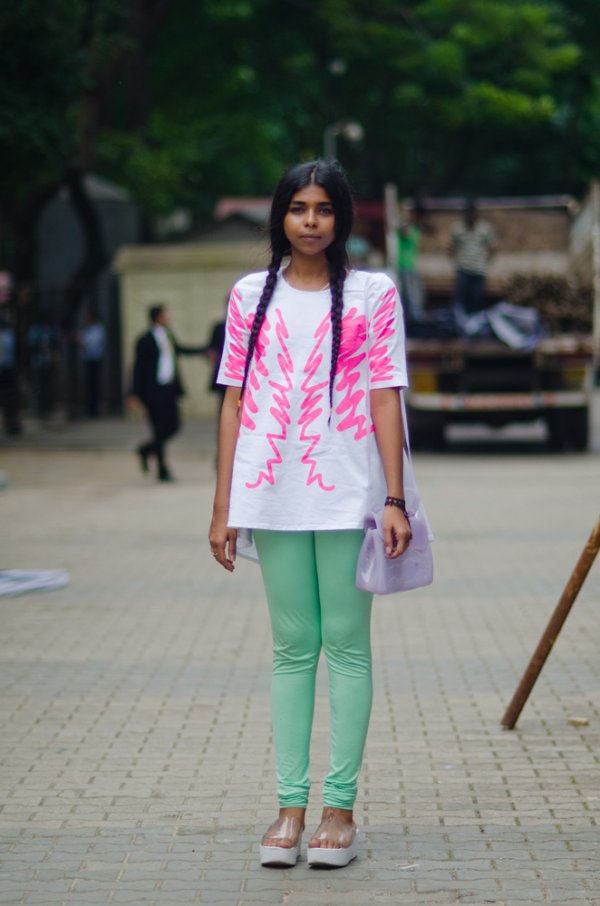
[
  {"left": 383, "top": 512, "right": 412, "bottom": 559},
  {"left": 219, "top": 550, "right": 235, "bottom": 571},
  {"left": 211, "top": 542, "right": 234, "bottom": 571},
  {"left": 227, "top": 529, "right": 237, "bottom": 566},
  {"left": 209, "top": 524, "right": 237, "bottom": 572}
]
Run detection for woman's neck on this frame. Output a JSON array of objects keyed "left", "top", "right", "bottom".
[{"left": 283, "top": 255, "right": 330, "bottom": 291}]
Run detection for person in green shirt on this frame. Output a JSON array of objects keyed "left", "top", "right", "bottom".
[{"left": 397, "top": 202, "right": 430, "bottom": 324}]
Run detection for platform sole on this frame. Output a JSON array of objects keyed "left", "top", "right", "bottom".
[
  {"left": 307, "top": 829, "right": 359, "bottom": 868},
  {"left": 259, "top": 835, "right": 302, "bottom": 868}
]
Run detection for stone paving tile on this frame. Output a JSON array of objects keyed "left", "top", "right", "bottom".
[{"left": 0, "top": 435, "right": 599, "bottom": 905}]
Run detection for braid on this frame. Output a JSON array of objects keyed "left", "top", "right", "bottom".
[
  {"left": 240, "top": 255, "right": 282, "bottom": 400},
  {"left": 328, "top": 261, "right": 347, "bottom": 414}
]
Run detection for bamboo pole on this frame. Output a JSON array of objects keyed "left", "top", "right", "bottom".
[
  {"left": 591, "top": 180, "right": 600, "bottom": 369},
  {"left": 502, "top": 516, "right": 600, "bottom": 730},
  {"left": 384, "top": 182, "right": 399, "bottom": 272}
]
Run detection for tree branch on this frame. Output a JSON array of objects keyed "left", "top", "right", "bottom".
[{"left": 61, "top": 167, "right": 108, "bottom": 328}]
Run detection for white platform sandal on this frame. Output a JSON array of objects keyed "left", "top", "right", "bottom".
[
  {"left": 259, "top": 816, "right": 304, "bottom": 868},
  {"left": 307, "top": 827, "right": 359, "bottom": 868}
]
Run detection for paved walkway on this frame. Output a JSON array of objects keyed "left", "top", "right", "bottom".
[{"left": 1, "top": 419, "right": 599, "bottom": 905}]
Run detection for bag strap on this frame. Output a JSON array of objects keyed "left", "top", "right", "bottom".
[{"left": 400, "top": 390, "right": 412, "bottom": 462}]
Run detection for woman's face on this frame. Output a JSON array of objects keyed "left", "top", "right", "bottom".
[{"left": 283, "top": 183, "right": 335, "bottom": 259}]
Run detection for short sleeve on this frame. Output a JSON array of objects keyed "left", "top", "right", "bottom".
[
  {"left": 367, "top": 274, "right": 408, "bottom": 389},
  {"left": 216, "top": 284, "right": 250, "bottom": 387}
]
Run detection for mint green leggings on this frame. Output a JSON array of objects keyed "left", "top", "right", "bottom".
[{"left": 253, "top": 529, "right": 373, "bottom": 810}]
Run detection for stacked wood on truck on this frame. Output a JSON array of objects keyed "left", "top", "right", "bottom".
[{"left": 504, "top": 274, "right": 593, "bottom": 335}]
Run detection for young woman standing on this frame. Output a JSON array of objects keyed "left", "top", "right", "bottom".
[{"left": 209, "top": 160, "right": 411, "bottom": 868}]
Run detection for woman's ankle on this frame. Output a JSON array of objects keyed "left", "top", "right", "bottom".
[
  {"left": 309, "top": 807, "right": 357, "bottom": 849},
  {"left": 278, "top": 806, "right": 306, "bottom": 824},
  {"left": 262, "top": 807, "right": 306, "bottom": 847},
  {"left": 321, "top": 806, "right": 354, "bottom": 823}
]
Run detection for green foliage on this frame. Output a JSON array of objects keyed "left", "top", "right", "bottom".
[
  {"left": 0, "top": 3, "right": 82, "bottom": 199},
  {"left": 1, "top": 0, "right": 599, "bottom": 238},
  {"left": 314, "top": 0, "right": 587, "bottom": 194}
]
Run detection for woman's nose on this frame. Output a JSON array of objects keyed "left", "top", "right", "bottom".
[{"left": 304, "top": 207, "right": 317, "bottom": 225}]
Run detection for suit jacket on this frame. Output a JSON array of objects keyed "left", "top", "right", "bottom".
[
  {"left": 206, "top": 320, "right": 226, "bottom": 391},
  {"left": 132, "top": 330, "right": 202, "bottom": 406}
]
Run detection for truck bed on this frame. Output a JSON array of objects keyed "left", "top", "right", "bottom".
[{"left": 405, "top": 334, "right": 595, "bottom": 449}]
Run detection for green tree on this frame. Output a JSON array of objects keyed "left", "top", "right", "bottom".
[
  {"left": 95, "top": 0, "right": 330, "bottom": 219},
  {"left": 317, "top": 0, "right": 583, "bottom": 195},
  {"left": 0, "top": 1, "right": 174, "bottom": 321},
  {"left": 554, "top": 0, "right": 600, "bottom": 187},
  {"left": 0, "top": 3, "right": 81, "bottom": 296},
  {"left": 93, "top": 0, "right": 597, "bottom": 210},
  {"left": 2, "top": 0, "right": 599, "bottom": 308},
  {"left": 0, "top": 0, "right": 174, "bottom": 422}
]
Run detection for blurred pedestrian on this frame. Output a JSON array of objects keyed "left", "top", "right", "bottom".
[
  {"left": 202, "top": 302, "right": 227, "bottom": 412},
  {"left": 79, "top": 311, "right": 105, "bottom": 418},
  {"left": 397, "top": 201, "right": 432, "bottom": 325},
  {"left": 0, "top": 311, "right": 19, "bottom": 435},
  {"left": 347, "top": 217, "right": 372, "bottom": 268},
  {"left": 129, "top": 304, "right": 203, "bottom": 482},
  {"left": 209, "top": 160, "right": 411, "bottom": 869},
  {"left": 28, "top": 311, "right": 59, "bottom": 418},
  {"left": 449, "top": 199, "right": 497, "bottom": 317}
]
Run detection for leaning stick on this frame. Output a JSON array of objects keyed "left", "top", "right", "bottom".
[{"left": 502, "top": 516, "right": 600, "bottom": 730}]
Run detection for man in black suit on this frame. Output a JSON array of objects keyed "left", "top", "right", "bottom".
[{"left": 129, "top": 304, "right": 203, "bottom": 482}]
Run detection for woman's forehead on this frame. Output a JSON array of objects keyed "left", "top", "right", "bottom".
[{"left": 289, "top": 184, "right": 332, "bottom": 205}]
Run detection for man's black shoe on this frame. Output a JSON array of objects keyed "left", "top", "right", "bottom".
[
  {"left": 137, "top": 446, "right": 150, "bottom": 474},
  {"left": 158, "top": 468, "right": 175, "bottom": 482}
]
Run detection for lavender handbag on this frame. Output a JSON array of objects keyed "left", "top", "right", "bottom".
[
  {"left": 356, "top": 397, "right": 433, "bottom": 595},
  {"left": 355, "top": 502, "right": 433, "bottom": 594}
]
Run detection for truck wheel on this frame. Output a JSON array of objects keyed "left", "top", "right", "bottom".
[
  {"left": 546, "top": 408, "right": 589, "bottom": 452},
  {"left": 412, "top": 424, "right": 446, "bottom": 451},
  {"left": 568, "top": 408, "right": 589, "bottom": 451}
]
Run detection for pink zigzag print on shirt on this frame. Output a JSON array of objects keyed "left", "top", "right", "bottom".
[
  {"left": 368, "top": 286, "right": 397, "bottom": 384},
  {"left": 335, "top": 307, "right": 369, "bottom": 440},
  {"left": 223, "top": 290, "right": 271, "bottom": 431},
  {"left": 223, "top": 288, "right": 247, "bottom": 382},
  {"left": 246, "top": 308, "right": 293, "bottom": 488},
  {"left": 240, "top": 312, "right": 271, "bottom": 431},
  {"left": 299, "top": 312, "right": 335, "bottom": 491}
]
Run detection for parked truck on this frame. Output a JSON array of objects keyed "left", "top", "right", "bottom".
[
  {"left": 407, "top": 332, "right": 594, "bottom": 450},
  {"left": 385, "top": 185, "right": 599, "bottom": 450}
]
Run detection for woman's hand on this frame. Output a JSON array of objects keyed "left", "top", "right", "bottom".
[
  {"left": 209, "top": 512, "right": 237, "bottom": 572},
  {"left": 126, "top": 394, "right": 141, "bottom": 413},
  {"left": 370, "top": 387, "right": 411, "bottom": 559},
  {"left": 382, "top": 506, "right": 412, "bottom": 559},
  {"left": 209, "top": 387, "right": 241, "bottom": 573}
]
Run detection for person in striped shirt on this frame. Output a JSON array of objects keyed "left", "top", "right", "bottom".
[{"left": 449, "top": 199, "right": 497, "bottom": 316}]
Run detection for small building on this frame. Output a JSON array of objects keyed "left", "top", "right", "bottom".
[{"left": 114, "top": 215, "right": 267, "bottom": 419}]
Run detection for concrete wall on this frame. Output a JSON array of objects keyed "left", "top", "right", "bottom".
[{"left": 114, "top": 240, "right": 266, "bottom": 419}]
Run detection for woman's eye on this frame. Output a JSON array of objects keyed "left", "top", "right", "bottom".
[{"left": 319, "top": 207, "right": 334, "bottom": 215}]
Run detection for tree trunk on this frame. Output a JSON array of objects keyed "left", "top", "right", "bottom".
[
  {"left": 60, "top": 167, "right": 109, "bottom": 418},
  {"left": 2, "top": 185, "right": 61, "bottom": 430},
  {"left": 61, "top": 167, "right": 108, "bottom": 330}
]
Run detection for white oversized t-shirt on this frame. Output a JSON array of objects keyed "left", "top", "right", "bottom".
[{"left": 217, "top": 269, "right": 409, "bottom": 541}]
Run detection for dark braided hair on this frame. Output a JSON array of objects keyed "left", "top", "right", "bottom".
[
  {"left": 240, "top": 160, "right": 354, "bottom": 412},
  {"left": 240, "top": 254, "right": 282, "bottom": 397}
]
